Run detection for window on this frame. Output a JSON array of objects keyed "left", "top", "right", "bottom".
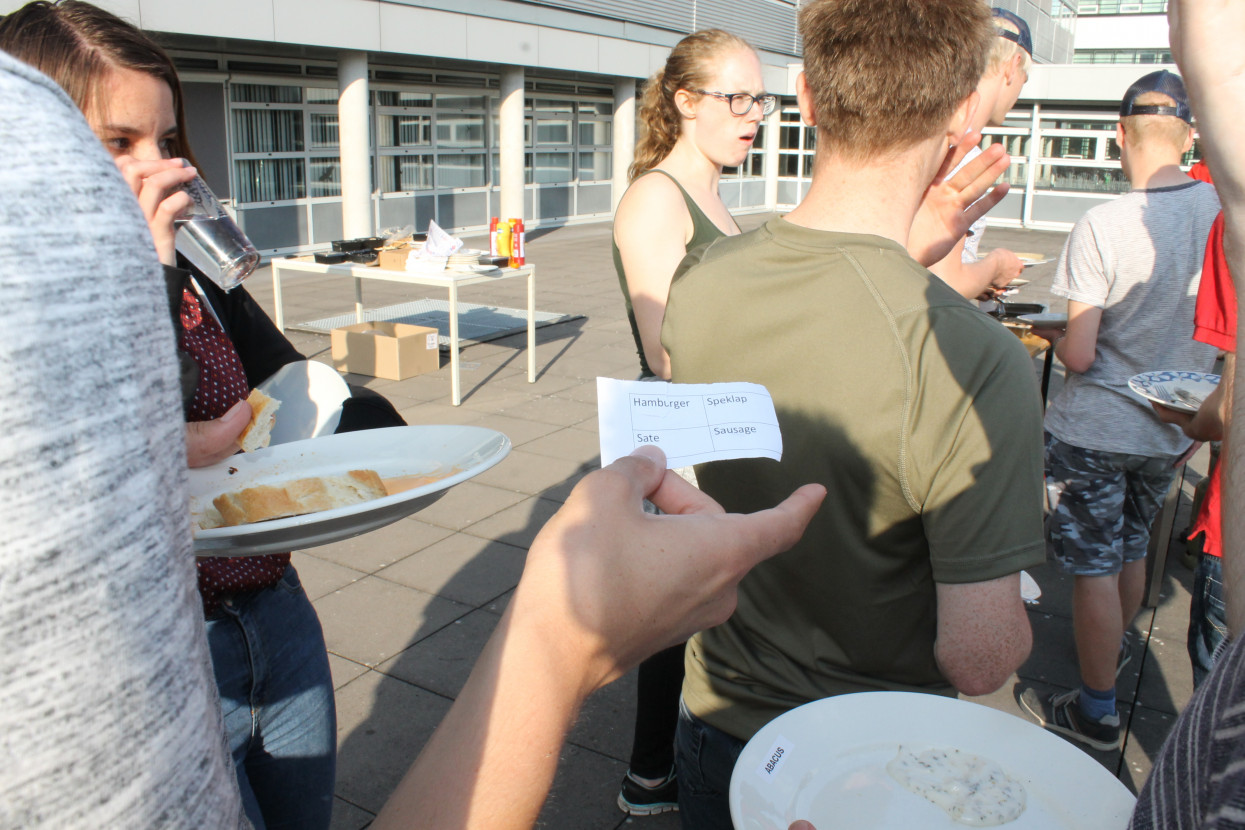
[{"left": 230, "top": 83, "right": 344, "bottom": 203}]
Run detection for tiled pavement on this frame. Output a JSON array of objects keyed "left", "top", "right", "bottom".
[{"left": 243, "top": 215, "right": 1208, "bottom": 829}]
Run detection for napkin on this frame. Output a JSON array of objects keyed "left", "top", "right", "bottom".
[{"left": 418, "top": 219, "right": 463, "bottom": 258}]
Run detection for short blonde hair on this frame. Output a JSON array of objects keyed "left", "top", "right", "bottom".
[
  {"left": 798, "top": 0, "right": 992, "bottom": 160},
  {"left": 987, "top": 19, "right": 1031, "bottom": 76},
  {"left": 1120, "top": 91, "right": 1193, "bottom": 153}
]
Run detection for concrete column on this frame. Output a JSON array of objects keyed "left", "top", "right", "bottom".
[
  {"left": 762, "top": 103, "right": 781, "bottom": 211},
  {"left": 499, "top": 66, "right": 526, "bottom": 222},
  {"left": 612, "top": 77, "right": 636, "bottom": 213},
  {"left": 338, "top": 50, "right": 372, "bottom": 239},
  {"left": 1024, "top": 103, "right": 1041, "bottom": 228}
]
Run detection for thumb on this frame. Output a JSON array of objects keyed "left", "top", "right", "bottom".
[
  {"left": 221, "top": 397, "right": 252, "bottom": 424},
  {"left": 789, "top": 822, "right": 817, "bottom": 830}
]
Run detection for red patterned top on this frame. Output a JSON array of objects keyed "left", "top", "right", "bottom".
[{"left": 180, "top": 287, "right": 289, "bottom": 616}]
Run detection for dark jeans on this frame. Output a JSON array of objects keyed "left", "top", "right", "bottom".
[
  {"left": 675, "top": 700, "right": 747, "bottom": 830},
  {"left": 629, "top": 642, "right": 686, "bottom": 778},
  {"left": 1189, "top": 553, "right": 1228, "bottom": 688},
  {"left": 206, "top": 566, "right": 336, "bottom": 830}
]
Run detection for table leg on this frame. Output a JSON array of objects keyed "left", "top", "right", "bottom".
[
  {"left": 449, "top": 281, "right": 461, "bottom": 406},
  {"left": 272, "top": 262, "right": 285, "bottom": 332},
  {"left": 1144, "top": 463, "right": 1186, "bottom": 608},
  {"left": 527, "top": 266, "right": 536, "bottom": 383},
  {"left": 354, "top": 277, "right": 364, "bottom": 324}
]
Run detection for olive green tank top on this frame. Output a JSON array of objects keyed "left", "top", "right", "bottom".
[{"left": 612, "top": 168, "right": 735, "bottom": 378}]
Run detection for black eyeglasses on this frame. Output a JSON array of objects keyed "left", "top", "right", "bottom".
[{"left": 695, "top": 90, "right": 778, "bottom": 117}]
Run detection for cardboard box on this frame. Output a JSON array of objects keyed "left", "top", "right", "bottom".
[
  {"left": 331, "top": 322, "right": 440, "bottom": 380},
  {"left": 377, "top": 244, "right": 412, "bottom": 271}
]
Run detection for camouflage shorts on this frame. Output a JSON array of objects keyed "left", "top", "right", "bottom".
[{"left": 1044, "top": 433, "right": 1178, "bottom": 576}]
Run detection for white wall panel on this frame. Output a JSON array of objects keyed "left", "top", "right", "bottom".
[
  {"left": 466, "top": 16, "right": 540, "bottom": 66},
  {"left": 140, "top": 0, "right": 276, "bottom": 40},
  {"left": 537, "top": 27, "right": 597, "bottom": 72},
  {"left": 1074, "top": 15, "right": 1170, "bottom": 51},
  {"left": 274, "top": 0, "right": 381, "bottom": 51},
  {"left": 378, "top": 4, "right": 469, "bottom": 59},
  {"left": 598, "top": 37, "right": 653, "bottom": 78}
]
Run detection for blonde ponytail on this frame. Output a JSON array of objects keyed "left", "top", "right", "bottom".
[{"left": 628, "top": 29, "right": 754, "bottom": 182}]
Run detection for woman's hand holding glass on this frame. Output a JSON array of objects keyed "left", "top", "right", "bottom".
[{"left": 113, "top": 155, "right": 196, "bottom": 266}]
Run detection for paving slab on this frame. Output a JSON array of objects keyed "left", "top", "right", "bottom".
[
  {"left": 315, "top": 575, "right": 472, "bottom": 667},
  {"left": 375, "top": 532, "right": 527, "bottom": 607},
  {"left": 333, "top": 670, "right": 452, "bottom": 814},
  {"left": 376, "top": 608, "right": 501, "bottom": 698}
]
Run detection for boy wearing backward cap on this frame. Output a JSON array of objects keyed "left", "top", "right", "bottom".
[{"left": 1022, "top": 69, "right": 1221, "bottom": 751}]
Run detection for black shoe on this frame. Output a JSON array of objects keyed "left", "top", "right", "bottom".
[
  {"left": 1020, "top": 688, "right": 1120, "bottom": 751},
  {"left": 617, "top": 768, "right": 679, "bottom": 816}
]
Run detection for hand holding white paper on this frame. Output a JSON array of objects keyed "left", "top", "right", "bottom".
[{"left": 597, "top": 378, "right": 782, "bottom": 468}]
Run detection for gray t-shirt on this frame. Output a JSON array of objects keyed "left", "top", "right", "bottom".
[
  {"left": 1044, "top": 181, "right": 1221, "bottom": 457},
  {"left": 0, "top": 54, "right": 246, "bottom": 829}
]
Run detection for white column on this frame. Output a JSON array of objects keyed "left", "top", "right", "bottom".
[
  {"left": 499, "top": 66, "right": 526, "bottom": 222},
  {"left": 762, "top": 104, "right": 781, "bottom": 211},
  {"left": 338, "top": 50, "right": 371, "bottom": 239},
  {"left": 1024, "top": 103, "right": 1041, "bottom": 228},
  {"left": 612, "top": 77, "right": 636, "bottom": 213}
]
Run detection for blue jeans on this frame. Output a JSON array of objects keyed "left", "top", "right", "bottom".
[
  {"left": 675, "top": 700, "right": 747, "bottom": 830},
  {"left": 206, "top": 565, "right": 336, "bottom": 830},
  {"left": 1189, "top": 553, "right": 1228, "bottom": 688}
]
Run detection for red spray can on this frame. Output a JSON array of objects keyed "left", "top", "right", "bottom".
[{"left": 489, "top": 217, "right": 499, "bottom": 257}]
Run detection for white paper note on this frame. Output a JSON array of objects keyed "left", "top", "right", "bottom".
[{"left": 597, "top": 378, "right": 782, "bottom": 468}]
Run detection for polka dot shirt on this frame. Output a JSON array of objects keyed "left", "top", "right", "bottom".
[{"left": 180, "top": 288, "right": 289, "bottom": 617}]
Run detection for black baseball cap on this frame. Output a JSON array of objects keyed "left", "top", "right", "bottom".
[
  {"left": 1119, "top": 70, "right": 1193, "bottom": 124},
  {"left": 992, "top": 8, "right": 1032, "bottom": 57}
]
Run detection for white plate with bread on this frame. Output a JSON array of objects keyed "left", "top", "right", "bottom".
[{"left": 190, "top": 425, "right": 510, "bottom": 556}]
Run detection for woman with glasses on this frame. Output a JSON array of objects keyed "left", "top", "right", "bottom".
[{"left": 611, "top": 28, "right": 772, "bottom": 817}]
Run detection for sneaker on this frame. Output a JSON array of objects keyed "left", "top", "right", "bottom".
[
  {"left": 617, "top": 769, "right": 679, "bottom": 816},
  {"left": 1020, "top": 688, "right": 1121, "bottom": 751}
]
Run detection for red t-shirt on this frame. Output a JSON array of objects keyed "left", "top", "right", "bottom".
[{"left": 1191, "top": 212, "right": 1233, "bottom": 558}]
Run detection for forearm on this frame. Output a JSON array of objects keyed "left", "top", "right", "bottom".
[
  {"left": 374, "top": 608, "right": 587, "bottom": 830},
  {"left": 1184, "top": 359, "right": 1230, "bottom": 441},
  {"left": 930, "top": 256, "right": 996, "bottom": 301}
]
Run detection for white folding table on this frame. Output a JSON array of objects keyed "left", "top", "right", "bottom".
[{"left": 270, "top": 257, "right": 536, "bottom": 405}]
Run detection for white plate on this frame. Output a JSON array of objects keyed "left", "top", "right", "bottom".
[
  {"left": 1007, "top": 278, "right": 1031, "bottom": 288},
  {"left": 449, "top": 264, "right": 502, "bottom": 274},
  {"left": 1128, "top": 370, "right": 1220, "bottom": 413},
  {"left": 1017, "top": 312, "right": 1068, "bottom": 329},
  {"left": 257, "top": 360, "right": 351, "bottom": 445},
  {"left": 190, "top": 425, "right": 510, "bottom": 556},
  {"left": 730, "top": 692, "right": 1135, "bottom": 830}
]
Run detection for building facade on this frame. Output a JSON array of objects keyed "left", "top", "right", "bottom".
[{"left": 0, "top": 0, "right": 1186, "bottom": 251}]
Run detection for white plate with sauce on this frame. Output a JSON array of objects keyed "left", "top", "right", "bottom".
[
  {"left": 730, "top": 692, "right": 1135, "bottom": 830},
  {"left": 189, "top": 425, "right": 510, "bottom": 556}
]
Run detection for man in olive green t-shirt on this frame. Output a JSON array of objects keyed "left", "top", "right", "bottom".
[{"left": 662, "top": 2, "right": 1045, "bottom": 827}]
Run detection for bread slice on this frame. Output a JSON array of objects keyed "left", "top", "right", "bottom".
[
  {"left": 213, "top": 469, "right": 387, "bottom": 527},
  {"left": 237, "top": 388, "right": 281, "bottom": 452}
]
